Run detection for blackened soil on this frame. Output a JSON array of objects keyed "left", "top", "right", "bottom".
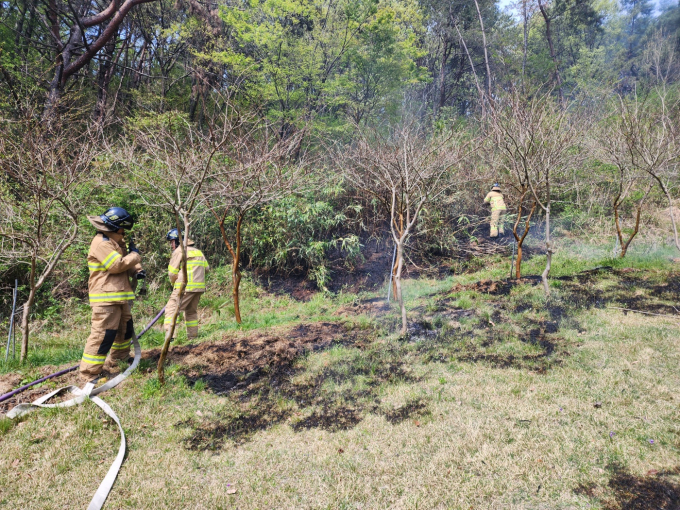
[
  {"left": 574, "top": 482, "right": 598, "bottom": 498},
  {"left": 405, "top": 310, "right": 565, "bottom": 372},
  {"left": 173, "top": 267, "right": 679, "bottom": 449},
  {"left": 407, "top": 267, "right": 680, "bottom": 373},
  {"left": 1, "top": 365, "right": 90, "bottom": 414},
  {"left": 450, "top": 276, "right": 542, "bottom": 296},
  {"left": 175, "top": 327, "right": 420, "bottom": 448},
  {"left": 146, "top": 321, "right": 362, "bottom": 394},
  {"left": 577, "top": 465, "right": 680, "bottom": 509},
  {"left": 292, "top": 406, "right": 363, "bottom": 432},
  {"left": 255, "top": 236, "right": 527, "bottom": 301},
  {"left": 605, "top": 471, "right": 680, "bottom": 509},
  {"left": 178, "top": 407, "right": 292, "bottom": 449},
  {"left": 381, "top": 400, "right": 429, "bottom": 425},
  {"left": 256, "top": 239, "right": 454, "bottom": 300}
]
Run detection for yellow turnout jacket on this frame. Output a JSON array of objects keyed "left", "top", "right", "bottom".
[
  {"left": 87, "top": 233, "right": 141, "bottom": 305},
  {"left": 484, "top": 190, "right": 507, "bottom": 211},
  {"left": 168, "top": 241, "right": 209, "bottom": 293}
]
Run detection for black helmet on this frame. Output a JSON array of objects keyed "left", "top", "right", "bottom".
[
  {"left": 166, "top": 228, "right": 182, "bottom": 241},
  {"left": 100, "top": 207, "right": 134, "bottom": 230}
]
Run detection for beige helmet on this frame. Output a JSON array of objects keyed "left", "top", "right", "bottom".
[{"left": 491, "top": 183, "right": 501, "bottom": 192}]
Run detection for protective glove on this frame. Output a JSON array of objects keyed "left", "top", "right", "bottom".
[
  {"left": 128, "top": 237, "right": 140, "bottom": 254},
  {"left": 135, "top": 270, "right": 146, "bottom": 280}
]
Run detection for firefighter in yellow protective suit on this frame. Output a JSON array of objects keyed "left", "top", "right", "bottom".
[
  {"left": 484, "top": 184, "right": 507, "bottom": 238},
  {"left": 81, "top": 207, "right": 144, "bottom": 382},
  {"left": 164, "top": 229, "right": 209, "bottom": 339}
]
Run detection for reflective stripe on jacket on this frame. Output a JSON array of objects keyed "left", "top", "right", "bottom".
[
  {"left": 87, "top": 233, "right": 141, "bottom": 305},
  {"left": 168, "top": 243, "right": 209, "bottom": 293},
  {"left": 484, "top": 191, "right": 507, "bottom": 211}
]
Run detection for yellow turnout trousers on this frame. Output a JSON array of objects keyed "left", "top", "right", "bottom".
[
  {"left": 80, "top": 303, "right": 133, "bottom": 380},
  {"left": 490, "top": 209, "right": 505, "bottom": 237},
  {"left": 164, "top": 290, "right": 202, "bottom": 339}
]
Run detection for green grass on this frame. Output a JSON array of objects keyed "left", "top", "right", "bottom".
[{"left": 1, "top": 239, "right": 679, "bottom": 508}]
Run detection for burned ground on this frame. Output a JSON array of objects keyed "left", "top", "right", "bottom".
[
  {"left": 0, "top": 367, "right": 81, "bottom": 414},
  {"left": 255, "top": 237, "right": 515, "bottom": 300},
  {"left": 574, "top": 464, "right": 680, "bottom": 510},
  {"left": 175, "top": 337, "right": 422, "bottom": 449},
  {"left": 606, "top": 469, "right": 680, "bottom": 510},
  {"left": 394, "top": 267, "right": 679, "bottom": 373},
  {"left": 176, "top": 267, "right": 680, "bottom": 449}
]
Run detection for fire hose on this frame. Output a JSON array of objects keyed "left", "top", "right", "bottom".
[{"left": 2, "top": 306, "right": 165, "bottom": 510}]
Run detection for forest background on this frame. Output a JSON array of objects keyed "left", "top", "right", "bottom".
[{"left": 0, "top": 0, "right": 679, "bottom": 356}]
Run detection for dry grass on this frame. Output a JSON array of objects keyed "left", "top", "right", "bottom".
[{"left": 1, "top": 264, "right": 680, "bottom": 509}]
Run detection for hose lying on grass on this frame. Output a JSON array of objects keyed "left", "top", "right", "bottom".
[
  {"left": 0, "top": 307, "right": 165, "bottom": 404},
  {"left": 2, "top": 306, "right": 165, "bottom": 510}
]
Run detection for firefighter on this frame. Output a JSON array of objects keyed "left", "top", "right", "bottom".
[
  {"left": 82, "top": 207, "right": 144, "bottom": 382},
  {"left": 484, "top": 184, "right": 507, "bottom": 238},
  {"left": 164, "top": 229, "right": 209, "bottom": 339}
]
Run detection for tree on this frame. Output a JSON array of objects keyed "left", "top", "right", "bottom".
[
  {"left": 216, "top": 0, "right": 425, "bottom": 131},
  {"left": 491, "top": 88, "right": 588, "bottom": 294},
  {"left": 343, "top": 119, "right": 473, "bottom": 334},
  {"left": 614, "top": 94, "right": 680, "bottom": 253},
  {"left": 116, "top": 108, "right": 228, "bottom": 384},
  {"left": 41, "top": 0, "right": 160, "bottom": 117},
  {"left": 0, "top": 115, "right": 95, "bottom": 361},
  {"left": 592, "top": 101, "right": 655, "bottom": 258},
  {"left": 204, "top": 120, "right": 307, "bottom": 324},
  {"left": 610, "top": 37, "right": 680, "bottom": 253}
]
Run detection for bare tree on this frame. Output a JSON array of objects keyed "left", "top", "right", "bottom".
[
  {"left": 485, "top": 128, "right": 536, "bottom": 278},
  {"left": 0, "top": 116, "right": 95, "bottom": 361},
  {"left": 342, "top": 120, "right": 473, "bottom": 334},
  {"left": 115, "top": 109, "right": 228, "bottom": 384},
  {"left": 592, "top": 107, "right": 656, "bottom": 258},
  {"left": 491, "top": 89, "right": 587, "bottom": 293},
  {"left": 612, "top": 37, "right": 680, "bottom": 253},
  {"left": 614, "top": 94, "right": 680, "bottom": 252},
  {"left": 204, "top": 122, "right": 307, "bottom": 324}
]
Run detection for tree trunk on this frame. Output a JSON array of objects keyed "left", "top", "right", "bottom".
[
  {"left": 542, "top": 206, "right": 552, "bottom": 295},
  {"left": 391, "top": 250, "right": 399, "bottom": 299},
  {"left": 473, "top": 0, "right": 492, "bottom": 99},
  {"left": 613, "top": 194, "right": 644, "bottom": 259},
  {"left": 232, "top": 215, "right": 243, "bottom": 324},
  {"left": 522, "top": 0, "right": 528, "bottom": 86},
  {"left": 394, "top": 240, "right": 407, "bottom": 335},
  {"left": 92, "top": 35, "right": 118, "bottom": 124},
  {"left": 19, "top": 255, "right": 38, "bottom": 362},
  {"left": 437, "top": 37, "right": 453, "bottom": 113},
  {"left": 513, "top": 198, "right": 536, "bottom": 279},
  {"left": 537, "top": 0, "right": 564, "bottom": 105}
]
